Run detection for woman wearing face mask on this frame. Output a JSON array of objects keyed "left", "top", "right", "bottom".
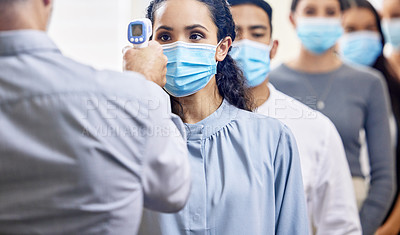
[
  {"left": 269, "top": 0, "right": 395, "bottom": 234},
  {"left": 382, "top": 0, "right": 400, "bottom": 79},
  {"left": 379, "top": 3, "right": 400, "bottom": 234},
  {"left": 137, "top": 0, "right": 309, "bottom": 234},
  {"left": 339, "top": 1, "right": 400, "bottom": 234}
]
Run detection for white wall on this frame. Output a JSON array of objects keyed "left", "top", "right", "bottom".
[
  {"left": 369, "top": 0, "right": 383, "bottom": 9},
  {"left": 267, "top": 0, "right": 301, "bottom": 68},
  {"left": 133, "top": 0, "right": 152, "bottom": 18},
  {"left": 49, "top": 0, "right": 134, "bottom": 71}
]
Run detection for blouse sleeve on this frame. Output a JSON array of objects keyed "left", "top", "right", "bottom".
[{"left": 274, "top": 125, "right": 309, "bottom": 235}]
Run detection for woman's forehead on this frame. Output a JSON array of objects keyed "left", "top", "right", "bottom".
[
  {"left": 153, "top": 0, "right": 215, "bottom": 29},
  {"left": 297, "top": 0, "right": 341, "bottom": 8}
]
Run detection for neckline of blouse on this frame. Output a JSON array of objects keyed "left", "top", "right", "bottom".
[{"left": 185, "top": 99, "right": 239, "bottom": 140}]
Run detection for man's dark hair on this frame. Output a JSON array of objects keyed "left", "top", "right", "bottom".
[{"left": 228, "top": 0, "right": 273, "bottom": 35}]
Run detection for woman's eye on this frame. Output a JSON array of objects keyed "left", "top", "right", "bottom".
[
  {"left": 158, "top": 34, "right": 171, "bottom": 42},
  {"left": 189, "top": 33, "right": 204, "bottom": 41},
  {"left": 326, "top": 8, "right": 337, "bottom": 16},
  {"left": 305, "top": 8, "right": 316, "bottom": 16},
  {"left": 345, "top": 27, "right": 356, "bottom": 33}
]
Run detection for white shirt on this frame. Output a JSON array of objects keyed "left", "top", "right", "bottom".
[{"left": 256, "top": 84, "right": 361, "bottom": 235}]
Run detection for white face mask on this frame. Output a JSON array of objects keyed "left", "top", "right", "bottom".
[
  {"left": 381, "top": 18, "right": 400, "bottom": 50},
  {"left": 296, "top": 17, "right": 344, "bottom": 54},
  {"left": 230, "top": 39, "right": 272, "bottom": 87},
  {"left": 162, "top": 41, "right": 221, "bottom": 97}
]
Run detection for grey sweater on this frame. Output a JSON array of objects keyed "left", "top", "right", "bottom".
[{"left": 270, "top": 63, "right": 395, "bottom": 235}]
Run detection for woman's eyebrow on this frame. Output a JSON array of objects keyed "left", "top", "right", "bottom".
[
  {"left": 185, "top": 24, "right": 209, "bottom": 32},
  {"left": 156, "top": 25, "right": 173, "bottom": 32}
]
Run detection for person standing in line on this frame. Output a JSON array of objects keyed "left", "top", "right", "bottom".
[
  {"left": 0, "top": 0, "right": 191, "bottom": 234},
  {"left": 382, "top": 0, "right": 400, "bottom": 79},
  {"left": 339, "top": 1, "right": 400, "bottom": 234},
  {"left": 269, "top": 0, "right": 396, "bottom": 234},
  {"left": 229, "top": 0, "right": 361, "bottom": 234},
  {"left": 379, "top": 1, "right": 400, "bottom": 234},
  {"left": 138, "top": 0, "right": 309, "bottom": 234}
]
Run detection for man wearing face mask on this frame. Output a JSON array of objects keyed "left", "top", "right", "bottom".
[
  {"left": 0, "top": 0, "right": 191, "bottom": 234},
  {"left": 229, "top": 0, "right": 361, "bottom": 234}
]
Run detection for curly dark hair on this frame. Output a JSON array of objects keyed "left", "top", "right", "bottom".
[{"left": 146, "top": 0, "right": 254, "bottom": 113}]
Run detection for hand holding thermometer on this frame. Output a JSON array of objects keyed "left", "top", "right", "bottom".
[{"left": 128, "top": 18, "right": 152, "bottom": 48}]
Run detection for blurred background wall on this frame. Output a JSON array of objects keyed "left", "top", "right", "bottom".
[{"left": 48, "top": 0, "right": 383, "bottom": 71}]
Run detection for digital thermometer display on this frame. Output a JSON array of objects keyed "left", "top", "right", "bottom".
[
  {"left": 128, "top": 18, "right": 152, "bottom": 48},
  {"left": 131, "top": 24, "right": 143, "bottom": 36}
]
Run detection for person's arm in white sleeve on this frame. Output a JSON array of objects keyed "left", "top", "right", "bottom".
[
  {"left": 313, "top": 122, "right": 361, "bottom": 235},
  {"left": 141, "top": 93, "right": 191, "bottom": 213}
]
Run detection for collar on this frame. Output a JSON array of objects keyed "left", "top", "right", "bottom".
[
  {"left": 260, "top": 83, "right": 277, "bottom": 109},
  {"left": 0, "top": 30, "right": 61, "bottom": 56},
  {"left": 185, "top": 99, "right": 240, "bottom": 140}
]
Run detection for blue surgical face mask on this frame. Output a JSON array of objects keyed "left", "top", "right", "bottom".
[
  {"left": 381, "top": 18, "right": 400, "bottom": 51},
  {"left": 162, "top": 41, "right": 218, "bottom": 97},
  {"left": 230, "top": 39, "right": 271, "bottom": 87},
  {"left": 296, "top": 17, "right": 344, "bottom": 55},
  {"left": 338, "top": 31, "right": 383, "bottom": 66}
]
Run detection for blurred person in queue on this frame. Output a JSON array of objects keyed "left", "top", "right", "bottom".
[
  {"left": 380, "top": 1, "right": 400, "bottom": 234},
  {"left": 138, "top": 0, "right": 309, "bottom": 234},
  {"left": 269, "top": 0, "right": 396, "bottom": 234},
  {"left": 0, "top": 0, "right": 191, "bottom": 234},
  {"left": 340, "top": 0, "right": 400, "bottom": 234},
  {"left": 382, "top": 0, "right": 400, "bottom": 78},
  {"left": 229, "top": 0, "right": 361, "bottom": 234}
]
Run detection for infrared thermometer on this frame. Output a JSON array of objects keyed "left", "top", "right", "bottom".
[{"left": 128, "top": 18, "right": 152, "bottom": 48}]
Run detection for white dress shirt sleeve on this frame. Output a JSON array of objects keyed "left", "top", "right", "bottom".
[{"left": 312, "top": 122, "right": 361, "bottom": 235}]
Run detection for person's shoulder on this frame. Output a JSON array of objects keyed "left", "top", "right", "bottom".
[
  {"left": 53, "top": 55, "right": 168, "bottom": 102},
  {"left": 269, "top": 63, "right": 300, "bottom": 87},
  {"left": 270, "top": 63, "right": 287, "bottom": 73},
  {"left": 270, "top": 87, "right": 308, "bottom": 110},
  {"left": 34, "top": 55, "right": 170, "bottom": 114},
  {"left": 269, "top": 88, "right": 335, "bottom": 139},
  {"left": 270, "top": 63, "right": 291, "bottom": 78},
  {"left": 340, "top": 63, "right": 384, "bottom": 83},
  {"left": 96, "top": 69, "right": 167, "bottom": 99},
  {"left": 231, "top": 104, "right": 288, "bottom": 137},
  {"left": 341, "top": 64, "right": 389, "bottom": 99}
]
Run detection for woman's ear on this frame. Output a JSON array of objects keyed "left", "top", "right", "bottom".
[
  {"left": 43, "top": 0, "right": 51, "bottom": 6},
  {"left": 270, "top": 40, "right": 279, "bottom": 59},
  {"left": 215, "top": 36, "right": 233, "bottom": 62},
  {"left": 289, "top": 13, "right": 297, "bottom": 28}
]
